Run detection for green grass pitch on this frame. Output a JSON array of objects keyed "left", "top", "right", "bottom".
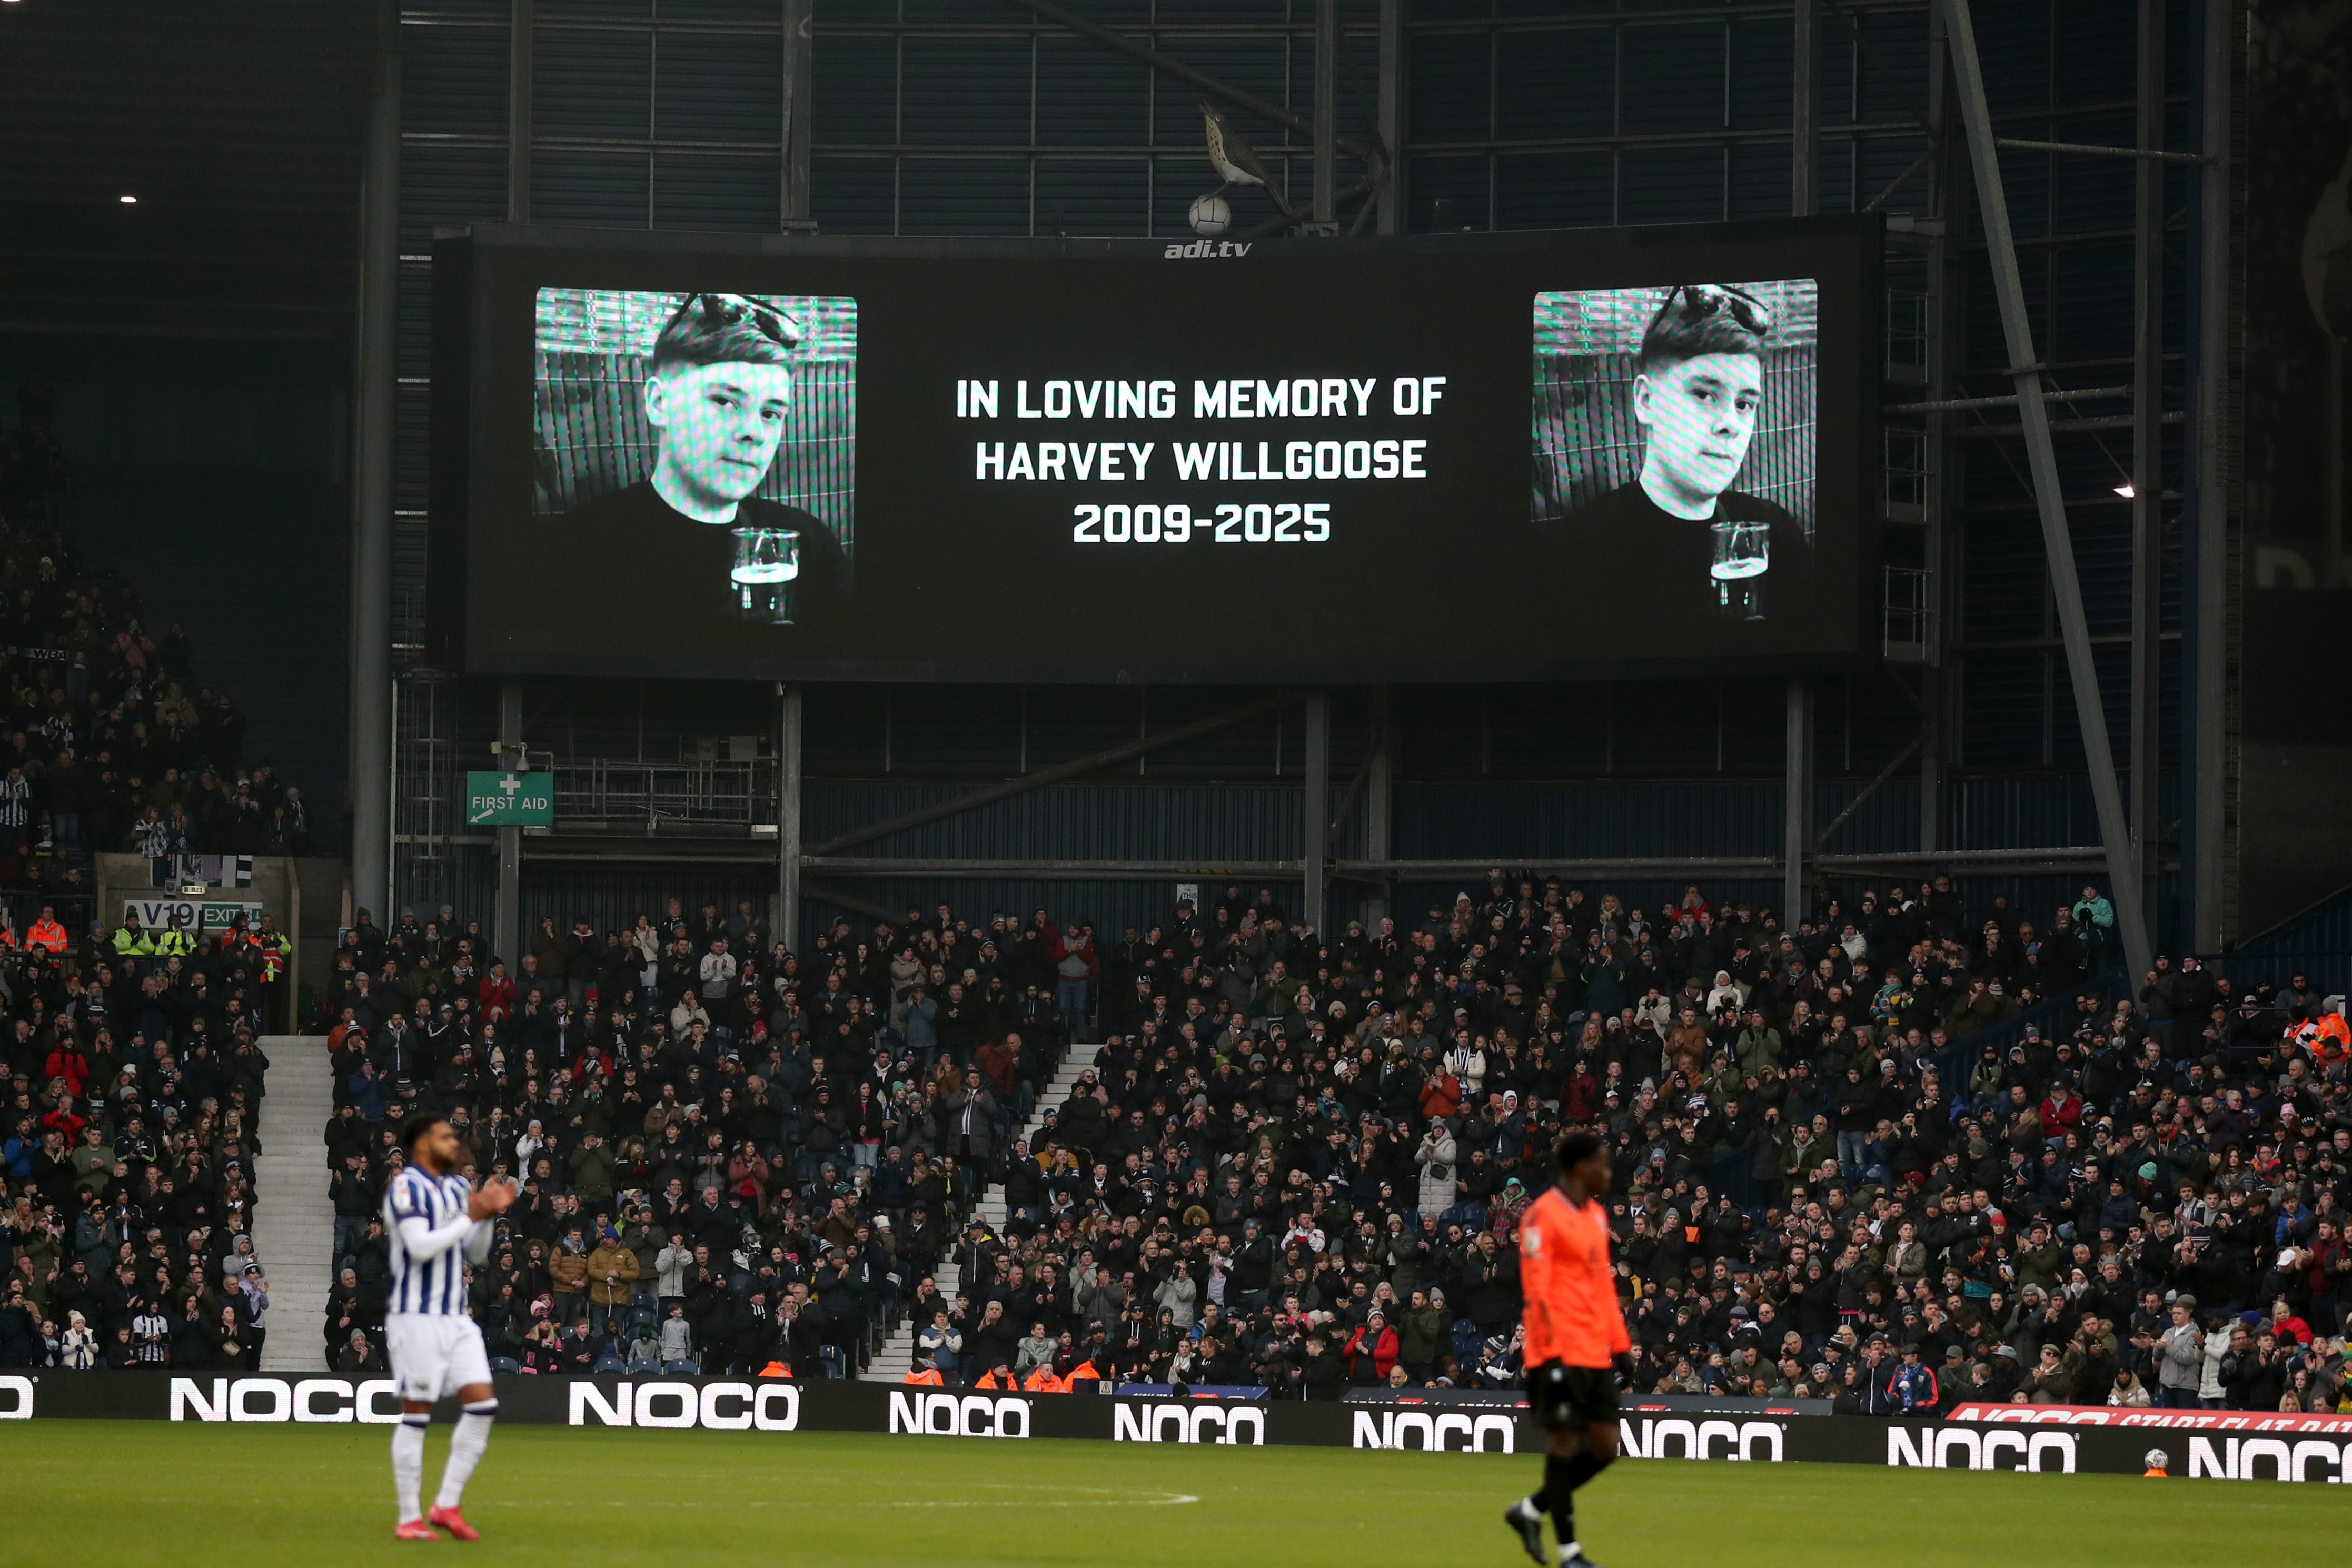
[{"left": 11, "top": 1422, "right": 2343, "bottom": 1565}]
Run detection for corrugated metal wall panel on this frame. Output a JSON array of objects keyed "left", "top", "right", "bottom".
[
  {"left": 1620, "top": 22, "right": 1724, "bottom": 138},
  {"left": 1495, "top": 29, "right": 1612, "bottom": 141},
  {"left": 902, "top": 34, "right": 1031, "bottom": 146},
  {"left": 805, "top": 779, "right": 1306, "bottom": 861},
  {"left": 1407, "top": 28, "right": 1489, "bottom": 147},
  {"left": 403, "top": 17, "right": 508, "bottom": 140},
  {"left": 396, "top": 143, "right": 507, "bottom": 250},
  {"left": 1950, "top": 773, "right": 2098, "bottom": 849},
  {"left": 653, "top": 26, "right": 783, "bottom": 144},
  {"left": 809, "top": 156, "right": 897, "bottom": 234},
  {"left": 809, "top": 878, "right": 1237, "bottom": 947},
  {"left": 534, "top": 22, "right": 652, "bottom": 141},
  {"left": 1036, "top": 37, "right": 1147, "bottom": 146},
  {"left": 1813, "top": 776, "right": 1925, "bottom": 856},
  {"left": 1037, "top": 157, "right": 1151, "bottom": 236},
  {"left": 1495, "top": 151, "right": 1613, "bottom": 231},
  {"left": 532, "top": 148, "right": 651, "bottom": 227},
  {"left": 1616, "top": 145, "right": 1728, "bottom": 226},
  {"left": 811, "top": 31, "right": 897, "bottom": 146},
  {"left": 540, "top": 0, "right": 653, "bottom": 20},
  {"left": 897, "top": 158, "right": 1031, "bottom": 235},
  {"left": 653, "top": 152, "right": 782, "bottom": 232},
  {"left": 520, "top": 865, "right": 769, "bottom": 947},
  {"left": 390, "top": 0, "right": 2182, "bottom": 947},
  {"left": 1393, "top": 780, "right": 1782, "bottom": 860}
]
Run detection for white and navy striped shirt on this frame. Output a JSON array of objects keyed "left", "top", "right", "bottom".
[{"left": 384, "top": 1166, "right": 477, "bottom": 1316}]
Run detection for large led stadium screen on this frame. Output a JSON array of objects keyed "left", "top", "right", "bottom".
[{"left": 434, "top": 219, "right": 1879, "bottom": 682}]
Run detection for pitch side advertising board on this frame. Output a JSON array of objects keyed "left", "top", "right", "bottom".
[{"left": 16, "top": 1374, "right": 2351, "bottom": 1484}]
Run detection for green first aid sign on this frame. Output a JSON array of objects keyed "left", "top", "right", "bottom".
[{"left": 466, "top": 771, "right": 554, "bottom": 827}]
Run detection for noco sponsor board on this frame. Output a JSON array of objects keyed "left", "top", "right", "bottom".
[{"left": 10, "top": 1375, "right": 2350, "bottom": 1482}]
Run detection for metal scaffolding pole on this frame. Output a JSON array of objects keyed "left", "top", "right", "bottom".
[
  {"left": 487, "top": 3, "right": 535, "bottom": 966},
  {"left": 1783, "top": 1, "right": 1817, "bottom": 928},
  {"left": 494, "top": 680, "right": 522, "bottom": 967},
  {"left": 1792, "top": 0, "right": 1818, "bottom": 216},
  {"left": 776, "top": 683, "right": 804, "bottom": 952},
  {"left": 348, "top": 0, "right": 399, "bottom": 924},
  {"left": 2129, "top": 0, "right": 2166, "bottom": 939},
  {"left": 2186, "top": 0, "right": 2234, "bottom": 950},
  {"left": 1364, "top": 694, "right": 1393, "bottom": 928},
  {"left": 782, "top": 0, "right": 813, "bottom": 226},
  {"left": 1921, "top": 3, "right": 1962, "bottom": 855},
  {"left": 1783, "top": 680, "right": 1813, "bottom": 923},
  {"left": 1313, "top": 0, "right": 1338, "bottom": 225},
  {"left": 507, "top": 0, "right": 533, "bottom": 224},
  {"left": 1376, "top": 0, "right": 1404, "bottom": 235},
  {"left": 1304, "top": 692, "right": 1331, "bottom": 937},
  {"left": 1938, "top": 0, "right": 2155, "bottom": 981}
]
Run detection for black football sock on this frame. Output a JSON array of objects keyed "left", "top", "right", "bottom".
[
  {"left": 1545, "top": 1453, "right": 1576, "bottom": 1547},
  {"left": 1561, "top": 1447, "right": 1614, "bottom": 1492}
]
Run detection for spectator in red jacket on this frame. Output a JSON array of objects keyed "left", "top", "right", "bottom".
[
  {"left": 43, "top": 1044, "right": 88, "bottom": 1100},
  {"left": 1043, "top": 913, "right": 1097, "bottom": 1035},
  {"left": 1344, "top": 1310, "right": 1400, "bottom": 1383},
  {"left": 478, "top": 960, "right": 518, "bottom": 1021},
  {"left": 2040, "top": 1085, "right": 2085, "bottom": 1138}
]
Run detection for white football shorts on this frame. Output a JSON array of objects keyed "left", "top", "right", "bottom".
[{"left": 385, "top": 1312, "right": 493, "bottom": 1403}]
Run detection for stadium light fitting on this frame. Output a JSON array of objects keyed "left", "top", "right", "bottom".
[
  {"left": 2112, "top": 482, "right": 2135, "bottom": 498},
  {"left": 120, "top": 194, "right": 137, "bottom": 204}
]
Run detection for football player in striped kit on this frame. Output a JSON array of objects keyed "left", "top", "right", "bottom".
[{"left": 383, "top": 1114, "right": 516, "bottom": 1541}]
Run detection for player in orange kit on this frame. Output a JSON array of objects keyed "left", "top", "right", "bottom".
[{"left": 1503, "top": 1129, "right": 1630, "bottom": 1568}]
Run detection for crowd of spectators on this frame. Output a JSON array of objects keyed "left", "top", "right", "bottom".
[
  {"left": 311, "top": 898, "right": 1081, "bottom": 1378},
  {"left": 0, "top": 371, "right": 315, "bottom": 1371},
  {"left": 8, "top": 857, "right": 2346, "bottom": 1422},
  {"left": 291, "top": 875, "right": 2348, "bottom": 1416},
  {"left": 0, "top": 374, "right": 310, "bottom": 895},
  {"left": 0, "top": 924, "right": 282, "bottom": 1368}
]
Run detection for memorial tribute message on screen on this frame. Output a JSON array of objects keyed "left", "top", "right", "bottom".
[{"left": 438, "top": 219, "right": 1877, "bottom": 682}]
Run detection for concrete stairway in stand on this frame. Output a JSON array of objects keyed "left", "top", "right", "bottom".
[
  {"left": 861, "top": 1039, "right": 1097, "bottom": 1382},
  {"left": 253, "top": 1035, "right": 336, "bottom": 1371}
]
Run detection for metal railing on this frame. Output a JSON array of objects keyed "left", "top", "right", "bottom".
[
  {"left": 550, "top": 758, "right": 777, "bottom": 831},
  {"left": 1883, "top": 423, "right": 1929, "bottom": 516},
  {"left": 1885, "top": 286, "right": 1929, "bottom": 384},
  {"left": 1882, "top": 564, "right": 1932, "bottom": 659}
]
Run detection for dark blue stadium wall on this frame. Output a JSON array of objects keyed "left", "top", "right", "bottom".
[
  {"left": 0, "top": 331, "right": 354, "bottom": 851},
  {"left": 388, "top": 1, "right": 2202, "bottom": 950}
]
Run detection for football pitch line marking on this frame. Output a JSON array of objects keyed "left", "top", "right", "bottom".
[
  {"left": 881, "top": 1495, "right": 1201, "bottom": 1509},
  {"left": 485, "top": 1490, "right": 1200, "bottom": 1510}
]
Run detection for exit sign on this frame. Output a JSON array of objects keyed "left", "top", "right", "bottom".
[{"left": 465, "top": 771, "right": 554, "bottom": 827}]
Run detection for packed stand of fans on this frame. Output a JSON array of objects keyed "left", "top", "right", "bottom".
[
  {"left": 289, "top": 875, "right": 2347, "bottom": 1413},
  {"left": 0, "top": 917, "right": 285, "bottom": 1368},
  {"left": 0, "top": 375, "right": 312, "bottom": 890},
  {"left": 312, "top": 899, "right": 1083, "bottom": 1378}
]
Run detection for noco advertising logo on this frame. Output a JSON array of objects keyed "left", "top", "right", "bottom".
[
  {"left": 167, "top": 1376, "right": 404, "bottom": 1423},
  {"left": 1887, "top": 1427, "right": 2076, "bottom": 1473},
  {"left": 887, "top": 1391, "right": 1033, "bottom": 1439},
  {"left": 568, "top": 1381, "right": 801, "bottom": 1431},
  {"left": 1616, "top": 1417, "right": 1787, "bottom": 1463},
  {"left": 1351, "top": 1408, "right": 1520, "bottom": 1453},
  {"left": 1112, "top": 1401, "right": 1267, "bottom": 1445}
]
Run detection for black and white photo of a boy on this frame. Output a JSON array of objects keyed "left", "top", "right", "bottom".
[
  {"left": 1549, "top": 283, "right": 1812, "bottom": 621},
  {"left": 557, "top": 292, "right": 849, "bottom": 625}
]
